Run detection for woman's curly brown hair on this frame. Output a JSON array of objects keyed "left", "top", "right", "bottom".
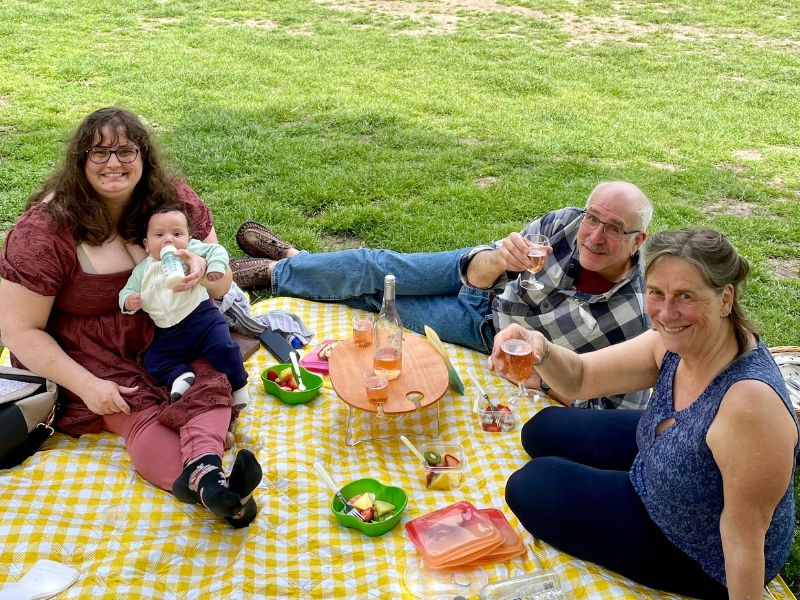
[{"left": 27, "top": 107, "right": 180, "bottom": 245}]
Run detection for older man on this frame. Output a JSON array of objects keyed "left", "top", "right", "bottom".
[{"left": 232, "top": 181, "right": 653, "bottom": 409}]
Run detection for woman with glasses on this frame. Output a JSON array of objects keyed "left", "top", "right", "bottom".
[
  {"left": 500, "top": 229, "right": 797, "bottom": 599},
  {"left": 0, "top": 107, "right": 262, "bottom": 527}
]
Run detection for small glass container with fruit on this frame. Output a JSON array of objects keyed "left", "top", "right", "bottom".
[
  {"left": 476, "top": 402, "right": 515, "bottom": 433},
  {"left": 421, "top": 443, "right": 464, "bottom": 490}
]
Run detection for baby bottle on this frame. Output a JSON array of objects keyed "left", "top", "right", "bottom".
[{"left": 160, "top": 245, "right": 185, "bottom": 290}]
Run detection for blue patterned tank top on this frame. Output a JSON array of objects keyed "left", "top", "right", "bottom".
[{"left": 629, "top": 341, "right": 797, "bottom": 585}]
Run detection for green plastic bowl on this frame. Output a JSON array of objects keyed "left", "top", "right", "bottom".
[
  {"left": 261, "top": 363, "right": 323, "bottom": 405},
  {"left": 331, "top": 478, "right": 408, "bottom": 537}
]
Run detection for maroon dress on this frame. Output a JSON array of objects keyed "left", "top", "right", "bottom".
[{"left": 1, "top": 182, "right": 232, "bottom": 435}]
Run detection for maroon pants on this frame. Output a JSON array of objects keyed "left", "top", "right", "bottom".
[{"left": 103, "top": 404, "right": 230, "bottom": 491}]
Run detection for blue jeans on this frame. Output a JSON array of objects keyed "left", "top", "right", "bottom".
[{"left": 271, "top": 248, "right": 495, "bottom": 354}]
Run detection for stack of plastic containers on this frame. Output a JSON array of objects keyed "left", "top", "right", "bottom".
[{"left": 404, "top": 501, "right": 525, "bottom": 568}]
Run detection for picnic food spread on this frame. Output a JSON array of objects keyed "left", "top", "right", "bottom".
[{"left": 5, "top": 298, "right": 795, "bottom": 599}]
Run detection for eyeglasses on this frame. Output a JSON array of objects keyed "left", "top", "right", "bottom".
[
  {"left": 580, "top": 211, "right": 641, "bottom": 240},
  {"left": 86, "top": 147, "right": 140, "bottom": 164}
]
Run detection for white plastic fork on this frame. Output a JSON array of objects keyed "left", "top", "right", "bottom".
[{"left": 289, "top": 351, "right": 306, "bottom": 391}]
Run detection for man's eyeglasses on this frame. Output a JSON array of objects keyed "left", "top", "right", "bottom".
[
  {"left": 580, "top": 211, "right": 641, "bottom": 240},
  {"left": 86, "top": 147, "right": 140, "bottom": 164}
]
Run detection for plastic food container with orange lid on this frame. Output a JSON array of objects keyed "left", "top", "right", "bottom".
[
  {"left": 404, "top": 501, "right": 503, "bottom": 568},
  {"left": 461, "top": 508, "right": 526, "bottom": 566}
]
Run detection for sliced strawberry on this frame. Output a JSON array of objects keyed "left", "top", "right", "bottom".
[
  {"left": 482, "top": 423, "right": 501, "bottom": 432},
  {"left": 266, "top": 370, "right": 279, "bottom": 382},
  {"left": 425, "top": 471, "right": 434, "bottom": 487},
  {"left": 444, "top": 454, "right": 460, "bottom": 468},
  {"left": 497, "top": 404, "right": 511, "bottom": 413}
]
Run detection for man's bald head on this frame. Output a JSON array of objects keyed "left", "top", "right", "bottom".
[{"left": 586, "top": 181, "right": 653, "bottom": 231}]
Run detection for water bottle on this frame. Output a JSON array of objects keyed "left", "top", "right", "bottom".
[
  {"left": 160, "top": 245, "right": 185, "bottom": 290},
  {"left": 373, "top": 274, "right": 402, "bottom": 380}
]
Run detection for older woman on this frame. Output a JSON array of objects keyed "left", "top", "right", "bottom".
[
  {"left": 0, "top": 107, "right": 261, "bottom": 527},
  {"left": 497, "top": 229, "right": 796, "bottom": 599}
]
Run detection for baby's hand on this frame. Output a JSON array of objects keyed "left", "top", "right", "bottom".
[
  {"left": 125, "top": 293, "right": 142, "bottom": 312},
  {"left": 206, "top": 271, "right": 223, "bottom": 282}
]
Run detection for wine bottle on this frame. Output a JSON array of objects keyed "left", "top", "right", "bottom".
[{"left": 373, "top": 274, "right": 402, "bottom": 380}]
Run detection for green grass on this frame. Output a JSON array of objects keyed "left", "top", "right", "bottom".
[{"left": 1, "top": 0, "right": 799, "bottom": 591}]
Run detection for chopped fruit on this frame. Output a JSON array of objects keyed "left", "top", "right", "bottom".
[
  {"left": 285, "top": 373, "right": 298, "bottom": 390},
  {"left": 443, "top": 454, "right": 460, "bottom": 468},
  {"left": 358, "top": 507, "right": 375, "bottom": 522},
  {"left": 481, "top": 404, "right": 514, "bottom": 432},
  {"left": 373, "top": 500, "right": 395, "bottom": 518},
  {"left": 349, "top": 493, "right": 374, "bottom": 511},
  {"left": 266, "top": 370, "right": 279, "bottom": 382},
  {"left": 427, "top": 471, "right": 460, "bottom": 490},
  {"left": 341, "top": 493, "right": 396, "bottom": 523},
  {"left": 280, "top": 385, "right": 293, "bottom": 392},
  {"left": 275, "top": 368, "right": 299, "bottom": 390},
  {"left": 423, "top": 450, "right": 441, "bottom": 466},
  {"left": 423, "top": 449, "right": 463, "bottom": 489}
]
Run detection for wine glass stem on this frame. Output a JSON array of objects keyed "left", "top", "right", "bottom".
[
  {"left": 518, "top": 382, "right": 527, "bottom": 400},
  {"left": 377, "top": 404, "right": 386, "bottom": 418}
]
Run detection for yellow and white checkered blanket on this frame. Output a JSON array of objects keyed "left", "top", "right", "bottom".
[{"left": 0, "top": 297, "right": 795, "bottom": 599}]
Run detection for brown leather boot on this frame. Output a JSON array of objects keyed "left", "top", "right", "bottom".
[
  {"left": 230, "top": 257, "right": 274, "bottom": 290},
  {"left": 236, "top": 221, "right": 297, "bottom": 260}
]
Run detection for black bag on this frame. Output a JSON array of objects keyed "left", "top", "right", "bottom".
[{"left": 0, "top": 366, "right": 58, "bottom": 469}]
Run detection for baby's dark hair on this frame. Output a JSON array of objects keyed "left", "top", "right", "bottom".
[{"left": 139, "top": 203, "right": 193, "bottom": 245}]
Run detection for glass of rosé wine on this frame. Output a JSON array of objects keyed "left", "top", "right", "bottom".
[
  {"left": 363, "top": 368, "right": 389, "bottom": 418},
  {"left": 519, "top": 234, "right": 550, "bottom": 291},
  {"left": 500, "top": 330, "right": 534, "bottom": 406},
  {"left": 352, "top": 314, "right": 374, "bottom": 347}
]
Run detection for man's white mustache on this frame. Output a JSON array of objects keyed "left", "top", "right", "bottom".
[{"left": 582, "top": 242, "right": 607, "bottom": 254}]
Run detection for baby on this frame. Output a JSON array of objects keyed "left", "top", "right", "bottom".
[{"left": 119, "top": 204, "right": 249, "bottom": 411}]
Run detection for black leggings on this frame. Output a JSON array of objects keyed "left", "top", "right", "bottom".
[{"left": 505, "top": 406, "right": 728, "bottom": 600}]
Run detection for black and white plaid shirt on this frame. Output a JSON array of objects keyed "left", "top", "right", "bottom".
[{"left": 461, "top": 207, "right": 651, "bottom": 410}]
